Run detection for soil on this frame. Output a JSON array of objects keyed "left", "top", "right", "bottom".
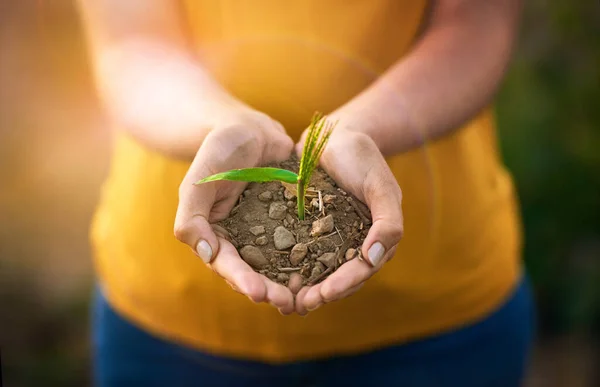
[{"left": 216, "top": 156, "right": 372, "bottom": 286}]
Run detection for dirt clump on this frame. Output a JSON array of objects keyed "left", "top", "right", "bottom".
[{"left": 217, "top": 157, "right": 371, "bottom": 286}]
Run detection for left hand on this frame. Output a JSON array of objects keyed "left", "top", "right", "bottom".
[{"left": 292, "top": 126, "right": 404, "bottom": 315}]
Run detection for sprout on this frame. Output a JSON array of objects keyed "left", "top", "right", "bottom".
[{"left": 194, "top": 112, "right": 336, "bottom": 220}]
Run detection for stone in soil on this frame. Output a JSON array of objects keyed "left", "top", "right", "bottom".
[
  {"left": 311, "top": 262, "right": 326, "bottom": 279},
  {"left": 345, "top": 248, "right": 357, "bottom": 260},
  {"left": 284, "top": 189, "right": 296, "bottom": 200},
  {"left": 273, "top": 226, "right": 296, "bottom": 250},
  {"left": 277, "top": 273, "right": 290, "bottom": 282},
  {"left": 258, "top": 191, "right": 273, "bottom": 202},
  {"left": 268, "top": 202, "right": 288, "bottom": 220},
  {"left": 240, "top": 245, "right": 269, "bottom": 269},
  {"left": 311, "top": 214, "right": 334, "bottom": 237},
  {"left": 255, "top": 236, "right": 268, "bottom": 246},
  {"left": 323, "top": 194, "right": 336, "bottom": 204},
  {"left": 289, "top": 243, "right": 308, "bottom": 265},
  {"left": 249, "top": 225, "right": 265, "bottom": 236},
  {"left": 317, "top": 252, "right": 336, "bottom": 268}
]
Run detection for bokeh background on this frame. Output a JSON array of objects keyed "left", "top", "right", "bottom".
[{"left": 0, "top": 1, "right": 598, "bottom": 386}]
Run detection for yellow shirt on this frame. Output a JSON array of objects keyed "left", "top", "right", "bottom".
[{"left": 91, "top": 0, "right": 522, "bottom": 362}]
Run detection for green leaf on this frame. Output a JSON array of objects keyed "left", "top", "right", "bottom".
[{"left": 194, "top": 167, "right": 299, "bottom": 185}]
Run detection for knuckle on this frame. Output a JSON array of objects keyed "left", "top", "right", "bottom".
[
  {"left": 324, "top": 131, "right": 373, "bottom": 164},
  {"left": 343, "top": 131, "right": 377, "bottom": 154},
  {"left": 388, "top": 220, "right": 404, "bottom": 242},
  {"left": 206, "top": 124, "right": 263, "bottom": 166},
  {"left": 173, "top": 220, "right": 194, "bottom": 243},
  {"left": 321, "top": 282, "right": 343, "bottom": 302}
]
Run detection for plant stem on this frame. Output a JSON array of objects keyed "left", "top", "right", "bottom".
[{"left": 297, "top": 178, "right": 306, "bottom": 220}]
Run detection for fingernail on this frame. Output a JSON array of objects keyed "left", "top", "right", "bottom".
[
  {"left": 307, "top": 302, "right": 322, "bottom": 312},
  {"left": 368, "top": 242, "right": 385, "bottom": 266},
  {"left": 196, "top": 239, "right": 212, "bottom": 263}
]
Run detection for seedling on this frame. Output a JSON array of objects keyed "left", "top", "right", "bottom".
[{"left": 195, "top": 112, "right": 336, "bottom": 220}]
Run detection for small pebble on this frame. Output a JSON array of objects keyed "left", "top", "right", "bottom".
[
  {"left": 310, "top": 215, "right": 335, "bottom": 237},
  {"left": 273, "top": 226, "right": 296, "bottom": 250},
  {"left": 249, "top": 225, "right": 266, "bottom": 236},
  {"left": 311, "top": 262, "right": 325, "bottom": 278},
  {"left": 289, "top": 243, "right": 308, "bottom": 265},
  {"left": 230, "top": 228, "right": 239, "bottom": 237},
  {"left": 345, "top": 248, "right": 357, "bottom": 260},
  {"left": 255, "top": 236, "right": 268, "bottom": 246},
  {"left": 240, "top": 245, "right": 269, "bottom": 269},
  {"left": 283, "top": 219, "right": 290, "bottom": 228},
  {"left": 323, "top": 194, "right": 336, "bottom": 204},
  {"left": 286, "top": 214, "right": 295, "bottom": 225},
  {"left": 277, "top": 273, "right": 290, "bottom": 282},
  {"left": 284, "top": 189, "right": 296, "bottom": 200},
  {"left": 311, "top": 198, "right": 319, "bottom": 209},
  {"left": 243, "top": 189, "right": 251, "bottom": 197},
  {"left": 268, "top": 202, "right": 288, "bottom": 220},
  {"left": 258, "top": 191, "right": 273, "bottom": 202},
  {"left": 317, "top": 252, "right": 337, "bottom": 268},
  {"left": 300, "top": 265, "right": 311, "bottom": 277},
  {"left": 286, "top": 201, "right": 295, "bottom": 208}
]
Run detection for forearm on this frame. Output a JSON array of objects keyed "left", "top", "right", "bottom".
[
  {"left": 77, "top": 0, "right": 244, "bottom": 159},
  {"left": 91, "top": 40, "right": 242, "bottom": 159},
  {"left": 331, "top": 0, "right": 521, "bottom": 156}
]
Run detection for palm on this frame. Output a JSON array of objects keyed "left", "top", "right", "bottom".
[{"left": 293, "top": 129, "right": 404, "bottom": 315}]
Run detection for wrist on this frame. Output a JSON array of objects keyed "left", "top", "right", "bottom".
[
  {"left": 95, "top": 41, "right": 258, "bottom": 160},
  {"left": 329, "top": 87, "right": 419, "bottom": 157}
]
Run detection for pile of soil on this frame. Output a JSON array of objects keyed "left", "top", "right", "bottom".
[{"left": 217, "top": 157, "right": 371, "bottom": 286}]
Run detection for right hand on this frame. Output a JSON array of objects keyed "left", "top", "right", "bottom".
[{"left": 174, "top": 107, "right": 296, "bottom": 314}]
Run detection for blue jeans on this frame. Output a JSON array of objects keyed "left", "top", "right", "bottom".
[{"left": 92, "top": 278, "right": 535, "bottom": 387}]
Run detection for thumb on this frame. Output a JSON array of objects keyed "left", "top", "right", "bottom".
[
  {"left": 174, "top": 207, "right": 220, "bottom": 264},
  {"left": 174, "top": 155, "right": 221, "bottom": 264},
  {"left": 360, "top": 158, "right": 404, "bottom": 268}
]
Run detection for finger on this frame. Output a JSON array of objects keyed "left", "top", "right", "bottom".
[
  {"left": 294, "top": 286, "right": 312, "bottom": 316},
  {"left": 174, "top": 141, "right": 225, "bottom": 263},
  {"left": 360, "top": 157, "right": 404, "bottom": 267},
  {"left": 263, "top": 130, "right": 295, "bottom": 164},
  {"left": 262, "top": 276, "right": 294, "bottom": 313},
  {"left": 209, "top": 239, "right": 267, "bottom": 302},
  {"left": 174, "top": 211, "right": 219, "bottom": 264},
  {"left": 288, "top": 273, "right": 303, "bottom": 295},
  {"left": 299, "top": 280, "right": 365, "bottom": 313},
  {"left": 317, "top": 254, "right": 382, "bottom": 303}
]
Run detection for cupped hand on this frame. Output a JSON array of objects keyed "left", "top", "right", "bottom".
[
  {"left": 174, "top": 107, "right": 297, "bottom": 314},
  {"left": 293, "top": 128, "right": 404, "bottom": 315}
]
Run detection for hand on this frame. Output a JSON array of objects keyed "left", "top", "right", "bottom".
[
  {"left": 174, "top": 107, "right": 297, "bottom": 314},
  {"left": 293, "top": 128, "right": 404, "bottom": 315}
]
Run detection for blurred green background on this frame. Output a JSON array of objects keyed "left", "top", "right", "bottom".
[{"left": 0, "top": 1, "right": 598, "bottom": 386}]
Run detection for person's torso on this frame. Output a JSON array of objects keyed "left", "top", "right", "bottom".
[{"left": 92, "top": 0, "right": 522, "bottom": 362}]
